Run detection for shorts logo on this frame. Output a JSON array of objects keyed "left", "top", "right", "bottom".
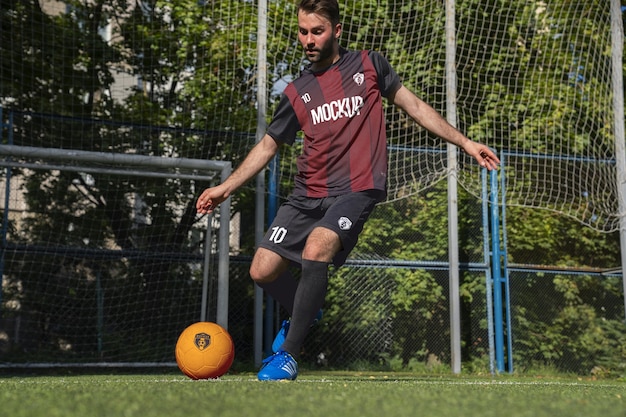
[{"left": 338, "top": 216, "right": 353, "bottom": 230}]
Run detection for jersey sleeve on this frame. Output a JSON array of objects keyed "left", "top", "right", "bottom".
[
  {"left": 368, "top": 51, "right": 402, "bottom": 98},
  {"left": 266, "top": 93, "right": 300, "bottom": 146}
]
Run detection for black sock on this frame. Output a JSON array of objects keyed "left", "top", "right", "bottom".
[
  {"left": 280, "top": 259, "right": 328, "bottom": 359},
  {"left": 256, "top": 269, "right": 298, "bottom": 316}
]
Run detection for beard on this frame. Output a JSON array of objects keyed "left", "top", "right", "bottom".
[{"left": 305, "top": 37, "right": 337, "bottom": 67}]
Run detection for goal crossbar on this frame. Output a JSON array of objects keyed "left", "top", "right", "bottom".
[{"left": 0, "top": 144, "right": 226, "bottom": 181}]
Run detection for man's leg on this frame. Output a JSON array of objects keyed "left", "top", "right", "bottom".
[
  {"left": 255, "top": 269, "right": 298, "bottom": 316},
  {"left": 252, "top": 252, "right": 302, "bottom": 355},
  {"left": 257, "top": 227, "right": 340, "bottom": 381},
  {"left": 278, "top": 226, "right": 340, "bottom": 357},
  {"left": 250, "top": 248, "right": 301, "bottom": 381},
  {"left": 279, "top": 258, "right": 329, "bottom": 357},
  {"left": 251, "top": 240, "right": 333, "bottom": 358}
]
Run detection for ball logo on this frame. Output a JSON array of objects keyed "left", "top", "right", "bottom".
[
  {"left": 194, "top": 333, "right": 211, "bottom": 351},
  {"left": 338, "top": 216, "right": 353, "bottom": 230}
]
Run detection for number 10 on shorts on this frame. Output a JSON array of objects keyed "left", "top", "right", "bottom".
[{"left": 269, "top": 226, "right": 287, "bottom": 244}]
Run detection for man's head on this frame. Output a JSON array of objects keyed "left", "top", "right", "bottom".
[
  {"left": 297, "top": 0, "right": 342, "bottom": 70},
  {"left": 297, "top": 0, "right": 340, "bottom": 27}
]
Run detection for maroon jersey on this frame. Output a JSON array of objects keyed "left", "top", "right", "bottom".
[{"left": 267, "top": 49, "right": 401, "bottom": 198}]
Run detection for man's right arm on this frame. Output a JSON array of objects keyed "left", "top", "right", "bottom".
[{"left": 196, "top": 134, "right": 280, "bottom": 214}]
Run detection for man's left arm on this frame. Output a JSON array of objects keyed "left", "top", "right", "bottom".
[{"left": 389, "top": 85, "right": 500, "bottom": 170}]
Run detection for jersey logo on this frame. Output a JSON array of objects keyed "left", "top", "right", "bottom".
[{"left": 353, "top": 72, "right": 364, "bottom": 86}]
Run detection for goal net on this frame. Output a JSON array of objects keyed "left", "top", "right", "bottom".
[{"left": 0, "top": 0, "right": 620, "bottom": 366}]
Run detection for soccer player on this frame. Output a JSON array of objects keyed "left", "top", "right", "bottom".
[{"left": 196, "top": 0, "right": 500, "bottom": 381}]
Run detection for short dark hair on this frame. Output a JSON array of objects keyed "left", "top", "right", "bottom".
[{"left": 297, "top": 0, "right": 340, "bottom": 26}]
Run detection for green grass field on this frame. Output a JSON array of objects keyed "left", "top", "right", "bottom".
[{"left": 1, "top": 371, "right": 624, "bottom": 417}]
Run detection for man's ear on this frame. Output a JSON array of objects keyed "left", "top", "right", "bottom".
[{"left": 335, "top": 23, "right": 342, "bottom": 39}]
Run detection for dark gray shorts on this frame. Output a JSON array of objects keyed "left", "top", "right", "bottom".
[{"left": 257, "top": 190, "right": 384, "bottom": 267}]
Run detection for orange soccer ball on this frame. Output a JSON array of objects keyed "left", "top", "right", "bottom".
[{"left": 175, "top": 322, "right": 235, "bottom": 379}]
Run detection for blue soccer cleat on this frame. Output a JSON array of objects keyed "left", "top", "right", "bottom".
[
  {"left": 271, "top": 309, "right": 323, "bottom": 353},
  {"left": 271, "top": 319, "right": 290, "bottom": 354},
  {"left": 257, "top": 350, "right": 298, "bottom": 381}
]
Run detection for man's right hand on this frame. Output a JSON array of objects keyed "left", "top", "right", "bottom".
[{"left": 196, "top": 187, "right": 228, "bottom": 215}]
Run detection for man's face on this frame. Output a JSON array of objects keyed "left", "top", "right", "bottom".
[{"left": 297, "top": 10, "right": 341, "bottom": 70}]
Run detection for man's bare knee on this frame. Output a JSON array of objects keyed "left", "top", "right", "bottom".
[
  {"left": 249, "top": 265, "right": 271, "bottom": 283},
  {"left": 302, "top": 227, "right": 342, "bottom": 262},
  {"left": 249, "top": 248, "right": 288, "bottom": 283}
]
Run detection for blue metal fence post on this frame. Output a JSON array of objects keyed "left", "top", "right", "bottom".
[
  {"left": 489, "top": 169, "right": 505, "bottom": 372},
  {"left": 488, "top": 155, "right": 513, "bottom": 374}
]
